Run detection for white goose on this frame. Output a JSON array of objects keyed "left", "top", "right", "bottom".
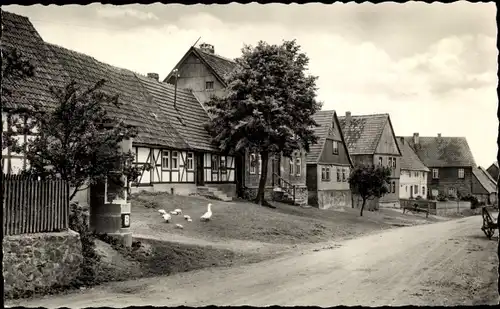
[
  {"left": 184, "top": 215, "right": 191, "bottom": 221},
  {"left": 158, "top": 209, "right": 166, "bottom": 215},
  {"left": 200, "top": 203, "right": 212, "bottom": 222},
  {"left": 170, "top": 210, "right": 179, "bottom": 215},
  {"left": 162, "top": 213, "right": 172, "bottom": 223},
  {"left": 174, "top": 208, "right": 182, "bottom": 214},
  {"left": 175, "top": 223, "right": 184, "bottom": 229},
  {"left": 187, "top": 218, "right": 193, "bottom": 222}
]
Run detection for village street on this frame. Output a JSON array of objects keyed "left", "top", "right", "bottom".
[{"left": 7, "top": 213, "right": 498, "bottom": 308}]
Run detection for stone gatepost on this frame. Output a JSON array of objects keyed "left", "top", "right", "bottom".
[{"left": 89, "top": 138, "right": 133, "bottom": 247}]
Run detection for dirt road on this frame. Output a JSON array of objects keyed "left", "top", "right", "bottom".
[{"left": 7, "top": 214, "right": 498, "bottom": 307}]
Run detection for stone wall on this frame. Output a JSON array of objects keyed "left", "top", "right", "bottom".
[
  {"left": 314, "top": 189, "right": 352, "bottom": 210},
  {"left": 3, "top": 230, "right": 83, "bottom": 298}
]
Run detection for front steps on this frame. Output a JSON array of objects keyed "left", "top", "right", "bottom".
[
  {"left": 197, "top": 186, "right": 233, "bottom": 202},
  {"left": 273, "top": 187, "right": 306, "bottom": 206}
]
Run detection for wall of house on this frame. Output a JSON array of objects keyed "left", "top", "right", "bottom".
[
  {"left": 316, "top": 164, "right": 350, "bottom": 191},
  {"left": 351, "top": 154, "right": 373, "bottom": 167},
  {"left": 244, "top": 150, "right": 306, "bottom": 189},
  {"left": 428, "top": 166, "right": 473, "bottom": 197},
  {"left": 316, "top": 190, "right": 352, "bottom": 210},
  {"left": 318, "top": 118, "right": 352, "bottom": 166},
  {"left": 400, "top": 170, "right": 428, "bottom": 199},
  {"left": 306, "top": 164, "right": 318, "bottom": 192},
  {"left": 375, "top": 121, "right": 400, "bottom": 155},
  {"left": 374, "top": 154, "right": 400, "bottom": 203},
  {"left": 174, "top": 54, "right": 227, "bottom": 105},
  {"left": 3, "top": 230, "right": 83, "bottom": 298},
  {"left": 471, "top": 173, "right": 489, "bottom": 196},
  {"left": 487, "top": 164, "right": 499, "bottom": 181}
]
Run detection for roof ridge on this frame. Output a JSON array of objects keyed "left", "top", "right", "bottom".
[
  {"left": 338, "top": 113, "right": 389, "bottom": 118},
  {"left": 195, "top": 47, "right": 236, "bottom": 64}
]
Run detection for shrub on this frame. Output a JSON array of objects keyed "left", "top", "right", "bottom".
[
  {"left": 415, "top": 195, "right": 423, "bottom": 200},
  {"left": 69, "top": 202, "right": 101, "bottom": 286},
  {"left": 460, "top": 194, "right": 479, "bottom": 209},
  {"left": 436, "top": 194, "right": 448, "bottom": 202}
]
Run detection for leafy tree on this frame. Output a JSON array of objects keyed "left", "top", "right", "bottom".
[
  {"left": 1, "top": 48, "right": 35, "bottom": 152},
  {"left": 5, "top": 79, "right": 147, "bottom": 200},
  {"left": 348, "top": 165, "right": 392, "bottom": 216},
  {"left": 204, "top": 39, "right": 322, "bottom": 207}
]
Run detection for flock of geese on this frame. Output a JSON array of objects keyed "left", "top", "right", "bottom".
[{"left": 158, "top": 203, "right": 212, "bottom": 229}]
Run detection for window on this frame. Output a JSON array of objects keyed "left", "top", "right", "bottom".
[
  {"left": 205, "top": 81, "right": 214, "bottom": 90},
  {"left": 220, "top": 156, "right": 226, "bottom": 173},
  {"left": 337, "top": 167, "right": 341, "bottom": 182},
  {"left": 186, "top": 152, "right": 194, "bottom": 170},
  {"left": 388, "top": 157, "right": 392, "bottom": 167},
  {"left": 295, "top": 157, "right": 301, "bottom": 176},
  {"left": 432, "top": 168, "right": 439, "bottom": 179},
  {"left": 250, "top": 153, "right": 257, "bottom": 174},
  {"left": 448, "top": 187, "right": 456, "bottom": 196},
  {"left": 405, "top": 186, "right": 408, "bottom": 192},
  {"left": 162, "top": 151, "right": 170, "bottom": 170},
  {"left": 378, "top": 157, "right": 383, "bottom": 166},
  {"left": 414, "top": 185, "right": 418, "bottom": 195},
  {"left": 171, "top": 151, "right": 179, "bottom": 169},
  {"left": 422, "top": 186, "right": 425, "bottom": 196},
  {"left": 342, "top": 168, "right": 346, "bottom": 182},
  {"left": 392, "top": 158, "right": 396, "bottom": 168},
  {"left": 332, "top": 141, "right": 339, "bottom": 155},
  {"left": 213, "top": 155, "right": 220, "bottom": 171},
  {"left": 289, "top": 157, "right": 294, "bottom": 176},
  {"left": 321, "top": 167, "right": 330, "bottom": 181},
  {"left": 392, "top": 182, "right": 396, "bottom": 193},
  {"left": 458, "top": 168, "right": 464, "bottom": 179}
]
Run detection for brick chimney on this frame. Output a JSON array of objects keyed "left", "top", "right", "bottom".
[
  {"left": 199, "top": 43, "right": 214, "bottom": 54},
  {"left": 147, "top": 73, "right": 159, "bottom": 81},
  {"left": 413, "top": 133, "right": 419, "bottom": 144},
  {"left": 399, "top": 137, "right": 405, "bottom": 144},
  {"left": 345, "top": 111, "right": 351, "bottom": 126},
  {"left": 437, "top": 133, "right": 441, "bottom": 138}
]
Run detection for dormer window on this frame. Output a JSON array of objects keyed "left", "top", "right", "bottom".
[{"left": 205, "top": 81, "right": 214, "bottom": 90}]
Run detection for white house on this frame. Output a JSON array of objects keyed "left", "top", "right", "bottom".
[{"left": 397, "top": 137, "right": 430, "bottom": 199}]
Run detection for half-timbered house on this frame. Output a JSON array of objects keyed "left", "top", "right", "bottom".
[
  {"left": 163, "top": 42, "right": 308, "bottom": 204},
  {"left": 1, "top": 11, "right": 235, "bottom": 202}
]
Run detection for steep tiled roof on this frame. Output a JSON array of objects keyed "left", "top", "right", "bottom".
[
  {"left": 46, "top": 43, "right": 188, "bottom": 149},
  {"left": 473, "top": 167, "right": 497, "bottom": 194},
  {"left": 1, "top": 10, "right": 68, "bottom": 110},
  {"left": 135, "top": 74, "right": 219, "bottom": 152},
  {"left": 307, "top": 110, "right": 335, "bottom": 163},
  {"left": 396, "top": 138, "right": 430, "bottom": 172},
  {"left": 403, "top": 136, "right": 476, "bottom": 168},
  {"left": 193, "top": 48, "right": 237, "bottom": 83},
  {"left": 338, "top": 114, "right": 389, "bottom": 155},
  {"left": 164, "top": 46, "right": 237, "bottom": 86}
]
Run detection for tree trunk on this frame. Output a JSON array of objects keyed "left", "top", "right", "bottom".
[
  {"left": 360, "top": 198, "right": 366, "bottom": 216},
  {"left": 254, "top": 151, "right": 274, "bottom": 208}
]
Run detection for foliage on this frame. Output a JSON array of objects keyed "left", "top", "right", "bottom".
[
  {"left": 1, "top": 48, "right": 35, "bottom": 152},
  {"left": 415, "top": 195, "right": 423, "bottom": 200},
  {"left": 348, "top": 165, "right": 392, "bottom": 216},
  {"left": 204, "top": 39, "right": 322, "bottom": 206},
  {"left": 4, "top": 79, "right": 147, "bottom": 200},
  {"left": 436, "top": 193, "right": 448, "bottom": 202},
  {"left": 461, "top": 194, "right": 479, "bottom": 208},
  {"left": 69, "top": 202, "right": 101, "bottom": 286}
]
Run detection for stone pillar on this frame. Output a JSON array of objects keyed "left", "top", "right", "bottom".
[{"left": 89, "top": 138, "right": 133, "bottom": 247}]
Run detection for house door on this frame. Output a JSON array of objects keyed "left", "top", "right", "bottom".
[
  {"left": 410, "top": 185, "right": 413, "bottom": 198},
  {"left": 196, "top": 154, "right": 204, "bottom": 186}
]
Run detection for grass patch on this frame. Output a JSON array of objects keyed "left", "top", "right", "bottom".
[{"left": 130, "top": 193, "right": 440, "bottom": 245}]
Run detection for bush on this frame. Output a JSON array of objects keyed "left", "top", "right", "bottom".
[
  {"left": 415, "top": 195, "right": 423, "bottom": 200},
  {"left": 460, "top": 194, "right": 479, "bottom": 209},
  {"left": 69, "top": 202, "right": 102, "bottom": 286},
  {"left": 436, "top": 194, "right": 448, "bottom": 202}
]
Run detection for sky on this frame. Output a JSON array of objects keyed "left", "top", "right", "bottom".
[{"left": 4, "top": 2, "right": 498, "bottom": 168}]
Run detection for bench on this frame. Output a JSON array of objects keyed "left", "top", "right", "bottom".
[{"left": 402, "top": 203, "right": 429, "bottom": 218}]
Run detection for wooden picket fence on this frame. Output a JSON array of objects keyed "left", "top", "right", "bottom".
[{"left": 2, "top": 174, "right": 69, "bottom": 236}]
